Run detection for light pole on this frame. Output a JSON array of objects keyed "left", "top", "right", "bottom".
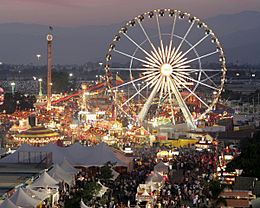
[
  {"left": 11, "top": 82, "right": 15, "bottom": 95},
  {"left": 38, "top": 78, "right": 43, "bottom": 96},
  {"left": 36, "top": 54, "right": 41, "bottom": 61}
]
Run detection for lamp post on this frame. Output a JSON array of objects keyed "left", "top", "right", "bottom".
[
  {"left": 38, "top": 78, "right": 43, "bottom": 96},
  {"left": 36, "top": 54, "right": 41, "bottom": 61},
  {"left": 11, "top": 82, "right": 15, "bottom": 95}
]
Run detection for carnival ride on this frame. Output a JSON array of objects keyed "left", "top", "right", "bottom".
[
  {"left": 51, "top": 82, "right": 105, "bottom": 105},
  {"left": 104, "top": 9, "right": 227, "bottom": 129}
]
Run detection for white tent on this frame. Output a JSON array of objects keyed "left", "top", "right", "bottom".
[
  {"left": 41, "top": 143, "right": 71, "bottom": 164},
  {"left": 252, "top": 198, "right": 260, "bottom": 208},
  {"left": 0, "top": 198, "right": 18, "bottom": 208},
  {"left": 95, "top": 181, "right": 109, "bottom": 198},
  {"left": 60, "top": 158, "right": 78, "bottom": 174},
  {"left": 0, "top": 143, "right": 71, "bottom": 164},
  {"left": 9, "top": 188, "right": 40, "bottom": 208},
  {"left": 48, "top": 164, "right": 74, "bottom": 186},
  {"left": 111, "top": 169, "right": 120, "bottom": 181},
  {"left": 80, "top": 199, "right": 92, "bottom": 208},
  {"left": 23, "top": 187, "right": 50, "bottom": 201},
  {"left": 146, "top": 171, "right": 164, "bottom": 183},
  {"left": 142, "top": 190, "right": 150, "bottom": 197},
  {"left": 66, "top": 142, "right": 90, "bottom": 154},
  {"left": 31, "top": 171, "right": 59, "bottom": 188},
  {"left": 0, "top": 142, "right": 131, "bottom": 169},
  {"left": 154, "top": 161, "right": 168, "bottom": 174},
  {"left": 84, "top": 142, "right": 129, "bottom": 167}
]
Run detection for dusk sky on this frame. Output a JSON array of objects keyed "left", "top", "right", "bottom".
[{"left": 1, "top": 0, "right": 260, "bottom": 27}]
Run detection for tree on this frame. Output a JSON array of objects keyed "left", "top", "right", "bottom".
[
  {"left": 99, "top": 163, "right": 113, "bottom": 180},
  {"left": 208, "top": 180, "right": 227, "bottom": 208},
  {"left": 226, "top": 131, "right": 260, "bottom": 178},
  {"left": 1, "top": 93, "right": 16, "bottom": 114},
  {"left": 64, "top": 182, "right": 101, "bottom": 208},
  {"left": 52, "top": 71, "right": 70, "bottom": 93}
]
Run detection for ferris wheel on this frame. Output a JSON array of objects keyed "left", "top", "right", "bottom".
[{"left": 105, "top": 9, "right": 226, "bottom": 129}]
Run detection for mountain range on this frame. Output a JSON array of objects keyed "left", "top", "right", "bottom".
[{"left": 0, "top": 10, "right": 259, "bottom": 65}]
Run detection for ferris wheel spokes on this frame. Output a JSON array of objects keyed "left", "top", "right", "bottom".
[
  {"left": 169, "top": 13, "right": 177, "bottom": 44},
  {"left": 110, "top": 72, "right": 157, "bottom": 90},
  {"left": 172, "top": 74, "right": 210, "bottom": 108},
  {"left": 109, "top": 68, "right": 157, "bottom": 71},
  {"left": 200, "top": 71, "right": 221, "bottom": 88},
  {"left": 138, "top": 76, "right": 163, "bottom": 122},
  {"left": 122, "top": 74, "right": 160, "bottom": 106},
  {"left": 137, "top": 19, "right": 156, "bottom": 51},
  {"left": 169, "top": 20, "right": 196, "bottom": 66},
  {"left": 173, "top": 34, "right": 210, "bottom": 65},
  {"left": 122, "top": 33, "right": 161, "bottom": 67},
  {"left": 113, "top": 48, "right": 157, "bottom": 68},
  {"left": 166, "top": 76, "right": 176, "bottom": 125},
  {"left": 176, "top": 72, "right": 219, "bottom": 91},
  {"left": 174, "top": 50, "right": 219, "bottom": 69},
  {"left": 175, "top": 21, "right": 195, "bottom": 58},
  {"left": 168, "top": 76, "right": 196, "bottom": 129},
  {"left": 155, "top": 13, "right": 163, "bottom": 44}
]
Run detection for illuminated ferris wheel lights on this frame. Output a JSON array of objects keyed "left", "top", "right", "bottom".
[
  {"left": 121, "top": 27, "right": 127, "bottom": 33},
  {"left": 179, "top": 13, "right": 185, "bottom": 19},
  {"left": 197, "top": 22, "right": 203, "bottom": 28},
  {"left": 138, "top": 15, "right": 144, "bottom": 21},
  {"left": 169, "top": 10, "right": 175, "bottom": 16},
  {"left": 113, "top": 35, "right": 120, "bottom": 41},
  {"left": 159, "top": 10, "right": 165, "bottom": 16},
  {"left": 106, "top": 8, "right": 226, "bottom": 128},
  {"left": 160, "top": 64, "right": 173, "bottom": 76},
  {"left": 129, "top": 20, "right": 135, "bottom": 26}
]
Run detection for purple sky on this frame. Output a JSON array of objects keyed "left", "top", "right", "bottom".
[{"left": 1, "top": 0, "right": 260, "bottom": 26}]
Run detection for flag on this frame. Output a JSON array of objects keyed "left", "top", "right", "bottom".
[{"left": 116, "top": 74, "right": 124, "bottom": 85}]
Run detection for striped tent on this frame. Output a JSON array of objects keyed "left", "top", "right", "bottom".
[{"left": 13, "top": 126, "right": 62, "bottom": 145}]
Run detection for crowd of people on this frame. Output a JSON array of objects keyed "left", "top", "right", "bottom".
[
  {"left": 157, "top": 147, "right": 217, "bottom": 207},
  {"left": 58, "top": 143, "right": 218, "bottom": 208}
]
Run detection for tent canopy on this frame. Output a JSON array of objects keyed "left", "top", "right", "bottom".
[
  {"left": 48, "top": 164, "right": 74, "bottom": 185},
  {"left": 0, "top": 142, "right": 131, "bottom": 169},
  {"left": 146, "top": 171, "right": 164, "bottom": 183},
  {"left": 80, "top": 199, "right": 91, "bottom": 208},
  {"left": 60, "top": 158, "right": 78, "bottom": 174},
  {"left": 95, "top": 181, "right": 109, "bottom": 198},
  {"left": 154, "top": 161, "right": 168, "bottom": 173},
  {"left": 111, "top": 169, "right": 120, "bottom": 181},
  {"left": 0, "top": 198, "right": 18, "bottom": 208},
  {"left": 31, "top": 171, "right": 59, "bottom": 188},
  {"left": 24, "top": 187, "right": 49, "bottom": 201},
  {"left": 10, "top": 188, "right": 40, "bottom": 208},
  {"left": 252, "top": 198, "right": 260, "bottom": 208}
]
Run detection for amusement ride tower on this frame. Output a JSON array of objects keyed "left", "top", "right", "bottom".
[{"left": 46, "top": 33, "right": 53, "bottom": 110}]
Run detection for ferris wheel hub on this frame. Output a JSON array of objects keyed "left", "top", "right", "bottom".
[{"left": 160, "top": 63, "right": 173, "bottom": 76}]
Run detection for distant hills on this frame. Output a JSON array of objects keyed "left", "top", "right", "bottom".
[{"left": 0, "top": 10, "right": 259, "bottom": 65}]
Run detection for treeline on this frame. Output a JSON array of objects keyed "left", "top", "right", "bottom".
[{"left": 226, "top": 130, "right": 260, "bottom": 178}]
